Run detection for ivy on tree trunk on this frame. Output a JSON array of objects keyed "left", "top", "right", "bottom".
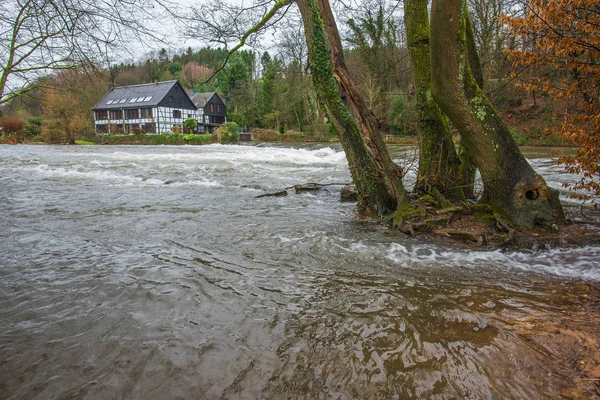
[
  {"left": 403, "top": 0, "right": 463, "bottom": 200},
  {"left": 314, "top": 0, "right": 408, "bottom": 210},
  {"left": 430, "top": 0, "right": 564, "bottom": 229},
  {"left": 297, "top": 0, "right": 405, "bottom": 215}
]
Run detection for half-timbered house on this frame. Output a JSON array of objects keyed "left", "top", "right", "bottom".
[
  {"left": 93, "top": 80, "right": 224, "bottom": 134},
  {"left": 189, "top": 92, "right": 227, "bottom": 133}
]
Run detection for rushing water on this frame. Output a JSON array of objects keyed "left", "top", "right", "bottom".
[{"left": 0, "top": 144, "right": 599, "bottom": 399}]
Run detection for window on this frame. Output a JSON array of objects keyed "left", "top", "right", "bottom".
[
  {"left": 169, "top": 96, "right": 173, "bottom": 104},
  {"left": 106, "top": 100, "right": 114, "bottom": 105},
  {"left": 144, "top": 96, "right": 152, "bottom": 101},
  {"left": 217, "top": 104, "right": 221, "bottom": 112},
  {"left": 173, "top": 110, "right": 182, "bottom": 118},
  {"left": 210, "top": 103, "right": 214, "bottom": 112},
  {"left": 95, "top": 110, "right": 108, "bottom": 120},
  {"left": 130, "top": 97, "right": 138, "bottom": 103},
  {"left": 109, "top": 110, "right": 123, "bottom": 120},
  {"left": 126, "top": 109, "right": 139, "bottom": 120},
  {"left": 119, "top": 99, "right": 126, "bottom": 104},
  {"left": 141, "top": 108, "right": 153, "bottom": 118}
]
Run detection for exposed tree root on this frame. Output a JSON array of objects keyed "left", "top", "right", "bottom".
[
  {"left": 256, "top": 183, "right": 600, "bottom": 249},
  {"left": 493, "top": 212, "right": 516, "bottom": 247},
  {"left": 390, "top": 194, "right": 600, "bottom": 248}
]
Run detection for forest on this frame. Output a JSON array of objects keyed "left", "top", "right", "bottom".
[{"left": 0, "top": 0, "right": 598, "bottom": 230}]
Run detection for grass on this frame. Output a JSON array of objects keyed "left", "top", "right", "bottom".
[{"left": 75, "top": 140, "right": 95, "bottom": 145}]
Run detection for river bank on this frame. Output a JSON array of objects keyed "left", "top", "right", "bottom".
[{"left": 0, "top": 124, "right": 570, "bottom": 147}]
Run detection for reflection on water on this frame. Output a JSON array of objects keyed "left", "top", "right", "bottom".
[{"left": 0, "top": 144, "right": 598, "bottom": 399}]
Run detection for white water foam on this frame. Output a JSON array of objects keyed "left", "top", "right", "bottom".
[
  {"left": 71, "top": 145, "right": 348, "bottom": 167},
  {"left": 13, "top": 164, "right": 223, "bottom": 188},
  {"left": 386, "top": 243, "right": 600, "bottom": 281}
]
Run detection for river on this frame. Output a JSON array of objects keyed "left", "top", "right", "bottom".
[{"left": 0, "top": 144, "right": 598, "bottom": 399}]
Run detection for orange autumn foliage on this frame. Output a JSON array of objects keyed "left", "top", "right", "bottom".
[
  {"left": 504, "top": 0, "right": 600, "bottom": 199},
  {"left": 41, "top": 69, "right": 105, "bottom": 143}
]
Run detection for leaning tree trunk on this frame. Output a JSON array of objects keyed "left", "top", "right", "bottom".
[
  {"left": 403, "top": 0, "right": 463, "bottom": 200},
  {"left": 314, "top": 0, "right": 407, "bottom": 209},
  {"left": 430, "top": 0, "right": 564, "bottom": 229},
  {"left": 296, "top": 0, "right": 405, "bottom": 215}
]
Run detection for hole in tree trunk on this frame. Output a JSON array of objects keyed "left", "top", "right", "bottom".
[{"left": 526, "top": 189, "right": 539, "bottom": 200}]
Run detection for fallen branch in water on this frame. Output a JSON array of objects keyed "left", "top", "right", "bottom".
[
  {"left": 287, "top": 182, "right": 352, "bottom": 194},
  {"left": 255, "top": 190, "right": 288, "bottom": 198},
  {"left": 254, "top": 182, "right": 352, "bottom": 198}
]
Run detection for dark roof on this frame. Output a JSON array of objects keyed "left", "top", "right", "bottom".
[
  {"left": 189, "top": 91, "right": 224, "bottom": 107},
  {"left": 93, "top": 80, "right": 187, "bottom": 110}
]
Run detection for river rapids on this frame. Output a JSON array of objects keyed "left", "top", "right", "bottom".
[{"left": 0, "top": 144, "right": 598, "bottom": 399}]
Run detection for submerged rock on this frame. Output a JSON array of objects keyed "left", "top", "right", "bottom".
[
  {"left": 294, "top": 183, "right": 321, "bottom": 194},
  {"left": 255, "top": 190, "right": 288, "bottom": 198},
  {"left": 340, "top": 185, "right": 357, "bottom": 202}
]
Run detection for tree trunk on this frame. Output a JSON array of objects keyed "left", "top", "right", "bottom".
[
  {"left": 296, "top": 0, "right": 404, "bottom": 215},
  {"left": 314, "top": 0, "right": 407, "bottom": 209},
  {"left": 457, "top": 12, "right": 482, "bottom": 199},
  {"left": 430, "top": 0, "right": 564, "bottom": 229},
  {"left": 457, "top": 141, "right": 477, "bottom": 198},
  {"left": 403, "top": 0, "right": 463, "bottom": 200}
]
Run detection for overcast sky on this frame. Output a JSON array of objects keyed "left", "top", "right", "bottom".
[{"left": 117, "top": 0, "right": 281, "bottom": 63}]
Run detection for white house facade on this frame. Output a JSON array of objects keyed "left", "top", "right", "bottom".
[{"left": 92, "top": 81, "right": 222, "bottom": 134}]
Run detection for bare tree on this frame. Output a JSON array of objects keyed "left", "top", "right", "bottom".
[
  {"left": 185, "top": 0, "right": 296, "bottom": 50},
  {"left": 0, "top": 0, "right": 177, "bottom": 104}
]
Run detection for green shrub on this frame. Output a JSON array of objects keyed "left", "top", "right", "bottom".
[
  {"left": 216, "top": 122, "right": 239, "bottom": 144},
  {"left": 25, "top": 116, "right": 42, "bottom": 137},
  {"left": 184, "top": 118, "right": 198, "bottom": 133},
  {"left": 183, "top": 133, "right": 215, "bottom": 144},
  {"left": 96, "top": 133, "right": 216, "bottom": 146}
]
